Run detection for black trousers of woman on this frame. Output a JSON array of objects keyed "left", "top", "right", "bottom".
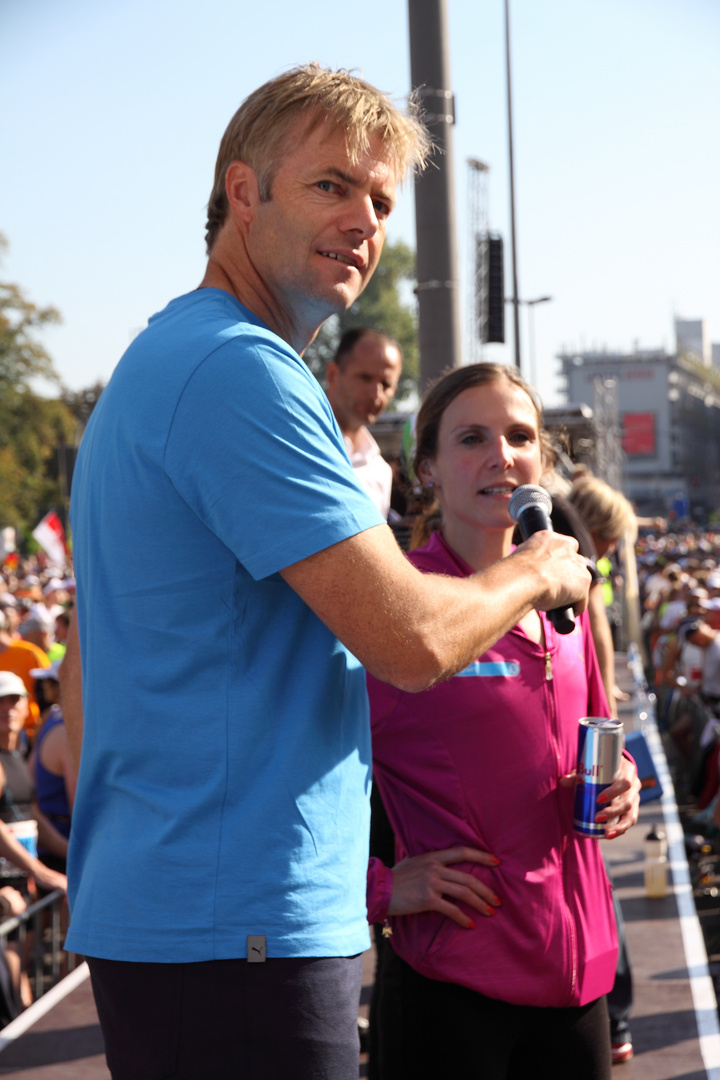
[{"left": 373, "top": 943, "right": 611, "bottom": 1080}]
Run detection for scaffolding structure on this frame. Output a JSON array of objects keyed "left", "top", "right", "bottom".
[{"left": 592, "top": 375, "right": 623, "bottom": 489}]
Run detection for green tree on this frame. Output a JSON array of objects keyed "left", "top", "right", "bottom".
[
  {"left": 0, "top": 235, "right": 76, "bottom": 534},
  {"left": 304, "top": 239, "right": 419, "bottom": 403},
  {"left": 61, "top": 380, "right": 105, "bottom": 428}
]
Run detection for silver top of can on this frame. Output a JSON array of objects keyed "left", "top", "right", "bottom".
[{"left": 579, "top": 717, "right": 623, "bottom": 731}]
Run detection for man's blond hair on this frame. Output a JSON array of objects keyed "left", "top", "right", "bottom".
[{"left": 205, "top": 63, "right": 431, "bottom": 252}]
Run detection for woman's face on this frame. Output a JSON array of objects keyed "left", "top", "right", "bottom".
[
  {"left": 420, "top": 379, "right": 543, "bottom": 537},
  {"left": 43, "top": 678, "right": 61, "bottom": 706}
]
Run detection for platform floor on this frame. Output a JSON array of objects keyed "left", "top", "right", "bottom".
[{"left": 2, "top": 656, "right": 719, "bottom": 1078}]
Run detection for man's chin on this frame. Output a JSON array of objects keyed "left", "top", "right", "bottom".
[{"left": 294, "top": 282, "right": 364, "bottom": 345}]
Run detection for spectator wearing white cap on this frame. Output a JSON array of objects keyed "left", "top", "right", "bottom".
[
  {"left": 0, "top": 613, "right": 50, "bottom": 742},
  {"left": 29, "top": 579, "right": 66, "bottom": 628},
  {"left": 672, "top": 600, "right": 720, "bottom": 711},
  {"left": 0, "top": 673, "right": 66, "bottom": 894}
]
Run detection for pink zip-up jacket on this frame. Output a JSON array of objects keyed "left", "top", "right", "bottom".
[{"left": 366, "top": 532, "right": 618, "bottom": 1008}]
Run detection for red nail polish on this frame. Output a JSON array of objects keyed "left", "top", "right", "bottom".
[
  {"left": 490, "top": 856, "right": 501, "bottom": 866},
  {"left": 467, "top": 920, "right": 476, "bottom": 929}
]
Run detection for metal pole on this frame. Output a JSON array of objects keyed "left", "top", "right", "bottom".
[
  {"left": 408, "top": 0, "right": 462, "bottom": 389},
  {"left": 528, "top": 302, "right": 537, "bottom": 387},
  {"left": 525, "top": 295, "right": 552, "bottom": 389},
  {"left": 504, "top": 0, "right": 522, "bottom": 373}
]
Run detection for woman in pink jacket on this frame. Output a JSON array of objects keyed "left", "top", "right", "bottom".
[{"left": 366, "top": 363, "right": 639, "bottom": 1080}]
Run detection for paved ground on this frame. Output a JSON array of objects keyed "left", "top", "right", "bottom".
[{"left": 0, "top": 972, "right": 107, "bottom": 1078}]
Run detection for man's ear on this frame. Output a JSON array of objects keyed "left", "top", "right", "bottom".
[
  {"left": 325, "top": 361, "right": 339, "bottom": 395},
  {"left": 225, "top": 161, "right": 259, "bottom": 225}
]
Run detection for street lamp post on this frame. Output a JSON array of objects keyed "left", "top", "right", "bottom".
[
  {"left": 504, "top": 295, "right": 552, "bottom": 384},
  {"left": 524, "top": 295, "right": 553, "bottom": 387}
]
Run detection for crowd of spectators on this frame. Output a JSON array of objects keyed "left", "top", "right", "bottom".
[
  {"left": 637, "top": 528, "right": 720, "bottom": 687},
  {"left": 0, "top": 556, "right": 75, "bottom": 1020},
  {"left": 637, "top": 526, "right": 720, "bottom": 835}
]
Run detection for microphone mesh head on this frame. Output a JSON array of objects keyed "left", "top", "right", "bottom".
[{"left": 508, "top": 485, "right": 552, "bottom": 523}]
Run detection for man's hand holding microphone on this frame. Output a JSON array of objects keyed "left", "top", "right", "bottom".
[{"left": 508, "top": 485, "right": 591, "bottom": 625}]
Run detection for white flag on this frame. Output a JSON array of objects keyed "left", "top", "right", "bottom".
[{"left": 32, "top": 512, "right": 67, "bottom": 568}]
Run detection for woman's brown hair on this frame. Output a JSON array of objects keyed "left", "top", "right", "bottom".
[{"left": 410, "top": 363, "right": 554, "bottom": 549}]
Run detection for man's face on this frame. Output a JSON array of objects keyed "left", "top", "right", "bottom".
[
  {"left": 327, "top": 336, "right": 402, "bottom": 434},
  {"left": 245, "top": 118, "right": 398, "bottom": 336}
]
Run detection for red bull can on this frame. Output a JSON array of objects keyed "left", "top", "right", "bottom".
[{"left": 573, "top": 718, "right": 624, "bottom": 837}]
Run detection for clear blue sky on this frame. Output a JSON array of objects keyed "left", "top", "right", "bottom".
[{"left": 1, "top": 0, "right": 718, "bottom": 404}]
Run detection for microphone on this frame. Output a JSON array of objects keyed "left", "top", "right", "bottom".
[{"left": 508, "top": 485, "right": 576, "bottom": 635}]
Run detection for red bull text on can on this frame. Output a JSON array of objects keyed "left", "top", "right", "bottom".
[{"left": 573, "top": 717, "right": 624, "bottom": 837}]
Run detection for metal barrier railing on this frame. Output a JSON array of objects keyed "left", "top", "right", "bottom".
[
  {"left": 0, "top": 889, "right": 75, "bottom": 1004},
  {"left": 627, "top": 640, "right": 657, "bottom": 731}
]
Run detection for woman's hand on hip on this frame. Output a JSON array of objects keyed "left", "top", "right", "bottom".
[{"left": 387, "top": 846, "right": 501, "bottom": 929}]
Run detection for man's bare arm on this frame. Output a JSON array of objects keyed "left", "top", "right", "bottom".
[
  {"left": 59, "top": 611, "right": 83, "bottom": 770},
  {"left": 281, "top": 523, "right": 591, "bottom": 693}
]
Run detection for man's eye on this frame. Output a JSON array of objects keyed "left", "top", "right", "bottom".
[
  {"left": 317, "top": 180, "right": 335, "bottom": 193},
  {"left": 373, "top": 199, "right": 390, "bottom": 217}
]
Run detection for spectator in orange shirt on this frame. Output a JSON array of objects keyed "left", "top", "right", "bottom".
[{"left": 0, "top": 613, "right": 50, "bottom": 743}]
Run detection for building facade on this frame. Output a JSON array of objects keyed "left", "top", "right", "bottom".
[{"left": 559, "top": 345, "right": 720, "bottom": 519}]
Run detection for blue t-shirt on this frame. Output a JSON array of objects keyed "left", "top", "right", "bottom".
[{"left": 66, "top": 289, "right": 384, "bottom": 962}]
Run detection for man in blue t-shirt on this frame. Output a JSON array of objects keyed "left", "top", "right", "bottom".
[{"left": 62, "top": 64, "right": 594, "bottom": 1079}]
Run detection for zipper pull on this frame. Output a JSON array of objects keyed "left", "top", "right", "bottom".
[{"left": 544, "top": 652, "right": 553, "bottom": 681}]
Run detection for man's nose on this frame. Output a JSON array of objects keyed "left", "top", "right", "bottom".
[{"left": 341, "top": 194, "right": 379, "bottom": 238}]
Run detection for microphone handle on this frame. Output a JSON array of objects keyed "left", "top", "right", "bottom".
[
  {"left": 548, "top": 606, "right": 576, "bottom": 635},
  {"left": 516, "top": 505, "right": 576, "bottom": 636}
]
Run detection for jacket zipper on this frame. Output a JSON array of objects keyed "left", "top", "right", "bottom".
[{"left": 543, "top": 620, "right": 578, "bottom": 1003}]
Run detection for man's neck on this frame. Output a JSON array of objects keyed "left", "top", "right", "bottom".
[
  {"left": 341, "top": 424, "right": 368, "bottom": 453},
  {"left": 199, "top": 235, "right": 323, "bottom": 356}
]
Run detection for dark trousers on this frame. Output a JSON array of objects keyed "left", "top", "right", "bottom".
[
  {"left": 372, "top": 944, "right": 611, "bottom": 1080},
  {"left": 88, "top": 954, "right": 362, "bottom": 1080},
  {"left": 607, "top": 880, "right": 633, "bottom": 1042}
]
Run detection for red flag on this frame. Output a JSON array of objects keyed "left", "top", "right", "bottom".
[{"left": 32, "top": 511, "right": 67, "bottom": 568}]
